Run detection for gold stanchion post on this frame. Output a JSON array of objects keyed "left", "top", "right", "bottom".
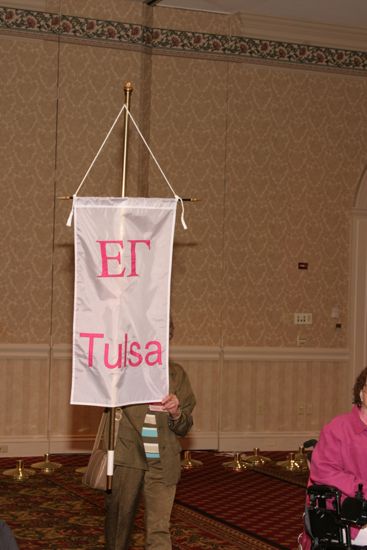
[
  {"left": 277, "top": 451, "right": 300, "bottom": 471},
  {"left": 222, "top": 452, "right": 247, "bottom": 472},
  {"left": 294, "top": 445, "right": 309, "bottom": 471},
  {"left": 3, "top": 459, "right": 36, "bottom": 481},
  {"left": 241, "top": 447, "right": 271, "bottom": 468},
  {"left": 31, "top": 453, "right": 62, "bottom": 474},
  {"left": 181, "top": 450, "right": 203, "bottom": 470}
]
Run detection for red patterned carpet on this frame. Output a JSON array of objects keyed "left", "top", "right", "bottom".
[
  {"left": 177, "top": 451, "right": 307, "bottom": 550},
  {"left": 0, "top": 451, "right": 307, "bottom": 549}
]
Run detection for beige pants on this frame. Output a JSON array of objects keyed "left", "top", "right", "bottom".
[{"left": 105, "top": 461, "right": 176, "bottom": 550}]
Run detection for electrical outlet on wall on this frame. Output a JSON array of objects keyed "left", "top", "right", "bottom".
[{"left": 294, "top": 313, "right": 312, "bottom": 325}]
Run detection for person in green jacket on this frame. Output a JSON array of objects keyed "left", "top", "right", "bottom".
[{"left": 105, "top": 322, "right": 196, "bottom": 550}]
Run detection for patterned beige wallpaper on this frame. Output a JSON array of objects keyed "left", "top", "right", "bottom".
[
  {"left": 222, "top": 64, "right": 367, "bottom": 347},
  {"left": 147, "top": 55, "right": 229, "bottom": 346},
  {"left": 0, "top": 36, "right": 58, "bottom": 343},
  {"left": 0, "top": 1, "right": 367, "bottom": 349},
  {"left": 145, "top": 55, "right": 367, "bottom": 346}
]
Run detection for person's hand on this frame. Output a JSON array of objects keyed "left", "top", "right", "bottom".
[{"left": 161, "top": 394, "right": 181, "bottom": 420}]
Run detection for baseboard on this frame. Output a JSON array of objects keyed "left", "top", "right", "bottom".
[
  {"left": 0, "top": 434, "right": 220, "bottom": 457},
  {"left": 0, "top": 430, "right": 318, "bottom": 457},
  {"left": 0, "top": 436, "right": 94, "bottom": 458},
  {"left": 180, "top": 432, "right": 219, "bottom": 450},
  {"left": 218, "top": 431, "right": 319, "bottom": 452}
]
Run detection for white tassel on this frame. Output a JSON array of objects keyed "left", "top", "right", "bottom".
[{"left": 66, "top": 197, "right": 75, "bottom": 227}]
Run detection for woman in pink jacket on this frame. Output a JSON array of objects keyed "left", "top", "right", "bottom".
[{"left": 300, "top": 367, "right": 367, "bottom": 549}]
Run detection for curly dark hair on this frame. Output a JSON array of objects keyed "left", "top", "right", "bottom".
[{"left": 353, "top": 367, "right": 367, "bottom": 407}]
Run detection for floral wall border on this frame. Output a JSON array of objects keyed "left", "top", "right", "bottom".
[{"left": 1, "top": 6, "right": 366, "bottom": 73}]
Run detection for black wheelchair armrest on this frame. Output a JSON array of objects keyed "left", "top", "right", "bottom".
[{"left": 308, "top": 484, "right": 342, "bottom": 501}]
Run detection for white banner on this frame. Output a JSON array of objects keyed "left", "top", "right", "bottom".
[{"left": 70, "top": 196, "right": 177, "bottom": 407}]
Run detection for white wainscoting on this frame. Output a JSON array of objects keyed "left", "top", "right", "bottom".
[{"left": 0, "top": 344, "right": 349, "bottom": 456}]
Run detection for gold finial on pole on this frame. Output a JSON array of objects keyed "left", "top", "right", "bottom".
[{"left": 121, "top": 81, "right": 133, "bottom": 197}]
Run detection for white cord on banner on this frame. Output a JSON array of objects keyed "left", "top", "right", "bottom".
[
  {"left": 66, "top": 104, "right": 127, "bottom": 227},
  {"left": 66, "top": 102, "right": 187, "bottom": 230},
  {"left": 125, "top": 107, "right": 187, "bottom": 230}
]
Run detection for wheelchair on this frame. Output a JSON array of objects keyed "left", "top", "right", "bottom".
[{"left": 306, "top": 484, "right": 367, "bottom": 549}]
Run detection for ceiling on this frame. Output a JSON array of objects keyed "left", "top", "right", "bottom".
[{"left": 156, "top": 0, "right": 367, "bottom": 29}]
